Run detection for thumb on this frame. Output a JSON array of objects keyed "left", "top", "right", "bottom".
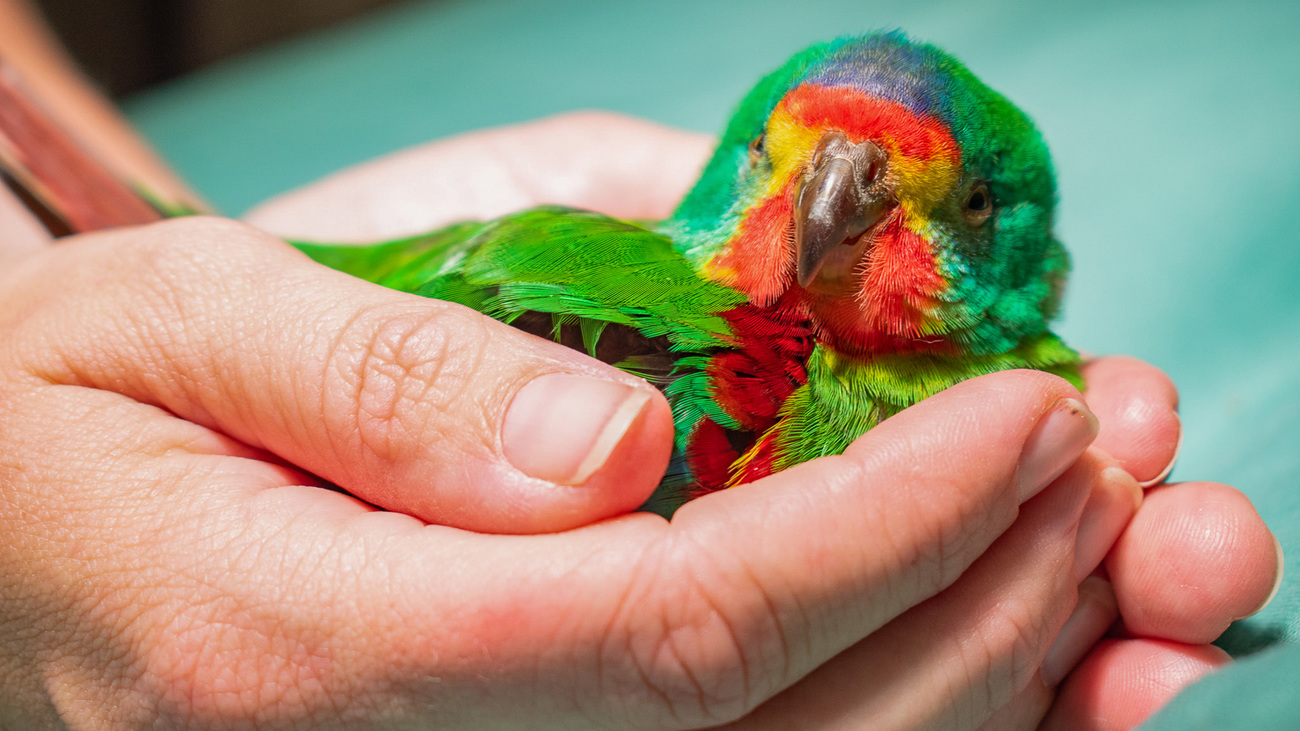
[{"left": 7, "top": 217, "right": 672, "bottom": 533}]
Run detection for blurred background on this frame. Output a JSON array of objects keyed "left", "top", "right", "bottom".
[
  {"left": 26, "top": 0, "right": 1300, "bottom": 725},
  {"left": 37, "top": 0, "right": 402, "bottom": 95}
]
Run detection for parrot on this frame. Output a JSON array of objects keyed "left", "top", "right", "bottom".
[{"left": 0, "top": 32, "right": 1082, "bottom": 515}]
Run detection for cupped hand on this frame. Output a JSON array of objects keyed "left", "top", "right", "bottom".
[
  {"left": 0, "top": 112, "right": 1277, "bottom": 729},
  {"left": 991, "top": 358, "right": 1279, "bottom": 730},
  {"left": 251, "top": 112, "right": 1281, "bottom": 728},
  {"left": 0, "top": 203, "right": 1123, "bottom": 728}
]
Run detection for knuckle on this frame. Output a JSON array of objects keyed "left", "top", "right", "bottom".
[
  {"left": 114, "top": 216, "right": 268, "bottom": 272},
  {"left": 601, "top": 538, "right": 787, "bottom": 726},
  {"left": 0, "top": 216, "right": 283, "bottom": 382},
  {"left": 108, "top": 217, "right": 287, "bottom": 306},
  {"left": 95, "top": 216, "right": 276, "bottom": 333},
  {"left": 155, "top": 215, "right": 268, "bottom": 246},
  {"left": 969, "top": 599, "right": 1043, "bottom": 709},
  {"left": 886, "top": 469, "right": 984, "bottom": 595},
  {"left": 325, "top": 303, "right": 493, "bottom": 463}
]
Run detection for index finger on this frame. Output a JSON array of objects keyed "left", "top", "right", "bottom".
[
  {"left": 373, "top": 369, "right": 1098, "bottom": 729},
  {"left": 243, "top": 111, "right": 715, "bottom": 241}
]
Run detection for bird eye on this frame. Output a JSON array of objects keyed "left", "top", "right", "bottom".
[
  {"left": 963, "top": 183, "right": 993, "bottom": 226},
  {"left": 748, "top": 133, "right": 766, "bottom": 166}
]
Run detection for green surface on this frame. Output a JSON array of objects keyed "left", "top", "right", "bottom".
[{"left": 122, "top": 0, "right": 1300, "bottom": 725}]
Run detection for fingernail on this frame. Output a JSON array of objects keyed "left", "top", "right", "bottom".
[
  {"left": 1241, "top": 533, "right": 1285, "bottom": 619},
  {"left": 1041, "top": 576, "right": 1118, "bottom": 687},
  {"left": 1018, "top": 398, "right": 1099, "bottom": 502},
  {"left": 1073, "top": 467, "right": 1142, "bottom": 582},
  {"left": 503, "top": 373, "right": 651, "bottom": 486},
  {"left": 1139, "top": 415, "right": 1182, "bottom": 488}
]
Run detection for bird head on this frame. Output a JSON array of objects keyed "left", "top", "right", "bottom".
[{"left": 665, "top": 33, "right": 1067, "bottom": 356}]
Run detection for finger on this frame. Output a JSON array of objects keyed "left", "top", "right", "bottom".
[
  {"left": 357, "top": 369, "right": 1099, "bottom": 729},
  {"left": 25, "top": 367, "right": 1089, "bottom": 728},
  {"left": 1081, "top": 357, "right": 1180, "bottom": 486},
  {"left": 674, "top": 370, "right": 1098, "bottom": 675},
  {"left": 724, "top": 456, "right": 1131, "bottom": 730},
  {"left": 975, "top": 576, "right": 1121, "bottom": 731},
  {"left": 1041, "top": 576, "right": 1122, "bottom": 687},
  {"left": 244, "top": 111, "right": 716, "bottom": 241},
  {"left": 1041, "top": 639, "right": 1230, "bottom": 730},
  {"left": 5, "top": 217, "right": 674, "bottom": 533},
  {"left": 0, "top": 184, "right": 53, "bottom": 253},
  {"left": 1072, "top": 455, "right": 1144, "bottom": 583},
  {"left": 1106, "top": 481, "right": 1281, "bottom": 644}
]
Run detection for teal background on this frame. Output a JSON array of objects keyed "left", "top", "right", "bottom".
[{"left": 121, "top": 0, "right": 1300, "bottom": 725}]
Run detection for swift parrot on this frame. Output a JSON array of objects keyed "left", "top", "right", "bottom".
[
  {"left": 0, "top": 32, "right": 1082, "bottom": 514},
  {"left": 291, "top": 32, "right": 1083, "bottom": 512}
]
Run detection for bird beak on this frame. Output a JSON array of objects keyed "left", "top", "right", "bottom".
[{"left": 793, "top": 131, "right": 893, "bottom": 289}]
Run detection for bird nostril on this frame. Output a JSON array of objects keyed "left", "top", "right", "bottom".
[
  {"left": 863, "top": 161, "right": 880, "bottom": 187},
  {"left": 858, "top": 141, "right": 889, "bottom": 188}
]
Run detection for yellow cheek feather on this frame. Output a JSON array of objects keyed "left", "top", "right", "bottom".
[{"left": 763, "top": 110, "right": 820, "bottom": 196}]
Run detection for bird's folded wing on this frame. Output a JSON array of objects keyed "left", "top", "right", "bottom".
[{"left": 411, "top": 206, "right": 747, "bottom": 355}]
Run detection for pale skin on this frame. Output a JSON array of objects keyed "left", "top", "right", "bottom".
[{"left": 0, "top": 2, "right": 1282, "bottom": 727}]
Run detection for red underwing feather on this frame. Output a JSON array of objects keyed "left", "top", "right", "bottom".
[
  {"left": 684, "top": 419, "right": 738, "bottom": 496},
  {"left": 684, "top": 291, "right": 815, "bottom": 493}
]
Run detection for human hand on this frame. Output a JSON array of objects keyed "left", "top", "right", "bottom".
[
  {"left": 0, "top": 203, "right": 1130, "bottom": 728},
  {"left": 1032, "top": 366, "right": 1281, "bottom": 730},
  {"left": 980, "top": 357, "right": 1280, "bottom": 730},
  {"left": 0, "top": 113, "right": 1276, "bottom": 729},
  {"left": 249, "top": 112, "right": 1281, "bottom": 728}
]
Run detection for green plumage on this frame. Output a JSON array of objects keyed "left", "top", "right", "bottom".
[{"left": 767, "top": 335, "right": 1082, "bottom": 473}]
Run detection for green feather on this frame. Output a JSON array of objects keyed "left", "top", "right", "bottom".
[
  {"left": 769, "top": 334, "right": 1082, "bottom": 472},
  {"left": 413, "top": 207, "right": 746, "bottom": 351},
  {"left": 294, "top": 207, "right": 745, "bottom": 363},
  {"left": 294, "top": 221, "right": 486, "bottom": 290}
]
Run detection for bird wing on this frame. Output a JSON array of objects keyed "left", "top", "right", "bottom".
[{"left": 294, "top": 206, "right": 747, "bottom": 369}]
